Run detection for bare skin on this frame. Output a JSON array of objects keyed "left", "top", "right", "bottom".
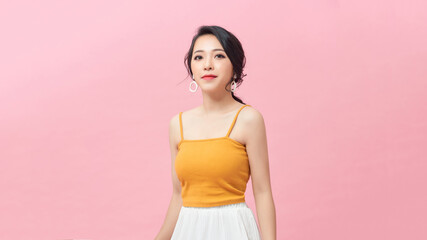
[{"left": 155, "top": 34, "right": 276, "bottom": 240}]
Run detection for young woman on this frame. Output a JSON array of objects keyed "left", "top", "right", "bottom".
[{"left": 155, "top": 25, "right": 276, "bottom": 240}]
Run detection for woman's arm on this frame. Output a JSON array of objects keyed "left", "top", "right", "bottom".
[
  {"left": 154, "top": 115, "right": 183, "bottom": 240},
  {"left": 245, "top": 108, "right": 277, "bottom": 240}
]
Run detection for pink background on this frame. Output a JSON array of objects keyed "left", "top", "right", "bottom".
[{"left": 1, "top": 0, "right": 426, "bottom": 239}]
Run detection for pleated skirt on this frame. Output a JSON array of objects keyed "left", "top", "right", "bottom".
[{"left": 171, "top": 202, "right": 261, "bottom": 240}]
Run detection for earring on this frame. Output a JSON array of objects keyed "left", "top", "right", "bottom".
[
  {"left": 230, "top": 80, "right": 237, "bottom": 92},
  {"left": 230, "top": 74, "right": 238, "bottom": 93},
  {"left": 189, "top": 80, "right": 198, "bottom": 92}
]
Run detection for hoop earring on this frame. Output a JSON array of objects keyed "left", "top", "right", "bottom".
[
  {"left": 230, "top": 80, "right": 237, "bottom": 92},
  {"left": 189, "top": 80, "right": 198, "bottom": 92}
]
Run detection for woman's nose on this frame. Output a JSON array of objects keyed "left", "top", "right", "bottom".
[{"left": 204, "top": 58, "right": 213, "bottom": 70}]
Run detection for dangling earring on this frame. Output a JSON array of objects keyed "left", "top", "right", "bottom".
[
  {"left": 230, "top": 80, "right": 237, "bottom": 92},
  {"left": 230, "top": 74, "right": 237, "bottom": 92},
  {"left": 189, "top": 75, "right": 198, "bottom": 92}
]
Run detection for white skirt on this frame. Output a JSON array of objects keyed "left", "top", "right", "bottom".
[{"left": 171, "top": 202, "right": 261, "bottom": 240}]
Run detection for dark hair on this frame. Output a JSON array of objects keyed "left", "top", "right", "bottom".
[{"left": 184, "top": 25, "right": 247, "bottom": 104}]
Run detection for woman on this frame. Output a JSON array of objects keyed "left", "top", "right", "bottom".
[{"left": 155, "top": 25, "right": 276, "bottom": 240}]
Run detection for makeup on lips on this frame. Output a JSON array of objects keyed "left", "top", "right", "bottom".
[{"left": 202, "top": 74, "right": 217, "bottom": 80}]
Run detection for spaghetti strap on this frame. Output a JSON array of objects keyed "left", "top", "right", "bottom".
[
  {"left": 179, "top": 112, "right": 184, "bottom": 141},
  {"left": 226, "top": 104, "right": 251, "bottom": 137}
]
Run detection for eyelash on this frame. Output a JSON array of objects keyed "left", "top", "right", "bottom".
[{"left": 193, "top": 54, "right": 225, "bottom": 60}]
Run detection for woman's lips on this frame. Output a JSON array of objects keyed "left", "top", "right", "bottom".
[
  {"left": 202, "top": 75, "right": 217, "bottom": 80},
  {"left": 202, "top": 76, "right": 216, "bottom": 80}
]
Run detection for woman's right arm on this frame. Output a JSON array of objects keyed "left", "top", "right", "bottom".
[{"left": 154, "top": 114, "right": 183, "bottom": 240}]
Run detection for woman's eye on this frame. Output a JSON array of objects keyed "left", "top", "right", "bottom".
[{"left": 193, "top": 54, "right": 225, "bottom": 60}]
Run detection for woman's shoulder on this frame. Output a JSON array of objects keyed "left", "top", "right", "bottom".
[
  {"left": 239, "top": 104, "right": 264, "bottom": 127},
  {"left": 169, "top": 106, "right": 199, "bottom": 127},
  {"left": 169, "top": 107, "right": 199, "bottom": 145},
  {"left": 181, "top": 106, "right": 201, "bottom": 116}
]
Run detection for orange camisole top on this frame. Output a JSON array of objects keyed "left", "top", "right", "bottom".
[{"left": 175, "top": 104, "right": 251, "bottom": 207}]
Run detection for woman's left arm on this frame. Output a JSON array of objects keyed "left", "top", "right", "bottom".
[{"left": 245, "top": 108, "right": 277, "bottom": 240}]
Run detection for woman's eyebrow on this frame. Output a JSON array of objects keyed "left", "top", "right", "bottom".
[{"left": 193, "top": 48, "right": 225, "bottom": 54}]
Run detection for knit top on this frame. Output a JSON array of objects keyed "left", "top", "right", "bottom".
[{"left": 175, "top": 105, "right": 251, "bottom": 207}]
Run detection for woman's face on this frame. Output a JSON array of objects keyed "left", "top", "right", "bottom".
[{"left": 190, "top": 34, "right": 234, "bottom": 93}]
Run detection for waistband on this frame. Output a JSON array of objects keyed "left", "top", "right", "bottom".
[{"left": 182, "top": 202, "right": 249, "bottom": 211}]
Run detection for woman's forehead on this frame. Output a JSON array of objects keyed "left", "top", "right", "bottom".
[{"left": 193, "top": 34, "right": 222, "bottom": 51}]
